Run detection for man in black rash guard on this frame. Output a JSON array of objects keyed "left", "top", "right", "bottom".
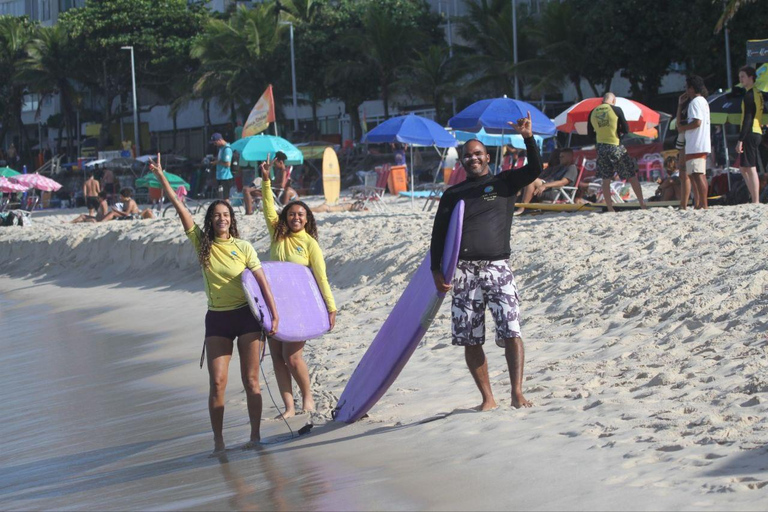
[{"left": 430, "top": 112, "right": 540, "bottom": 411}]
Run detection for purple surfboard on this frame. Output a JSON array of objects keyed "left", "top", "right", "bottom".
[
  {"left": 333, "top": 200, "right": 464, "bottom": 423},
  {"left": 241, "top": 262, "right": 330, "bottom": 342}
]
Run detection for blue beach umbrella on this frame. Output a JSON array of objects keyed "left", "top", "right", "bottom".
[
  {"left": 231, "top": 134, "right": 304, "bottom": 165},
  {"left": 453, "top": 128, "right": 543, "bottom": 149},
  {"left": 361, "top": 113, "right": 458, "bottom": 147},
  {"left": 449, "top": 97, "right": 557, "bottom": 136},
  {"left": 361, "top": 114, "right": 457, "bottom": 206}
]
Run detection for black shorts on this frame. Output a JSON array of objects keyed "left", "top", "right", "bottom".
[
  {"left": 218, "top": 179, "right": 234, "bottom": 200},
  {"left": 86, "top": 196, "right": 99, "bottom": 210},
  {"left": 740, "top": 133, "right": 762, "bottom": 168},
  {"left": 205, "top": 305, "right": 261, "bottom": 340}
]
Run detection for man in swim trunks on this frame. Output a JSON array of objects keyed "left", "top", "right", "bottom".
[
  {"left": 101, "top": 167, "right": 116, "bottom": 203},
  {"left": 587, "top": 92, "right": 647, "bottom": 212},
  {"left": 676, "top": 75, "right": 711, "bottom": 210},
  {"left": 83, "top": 171, "right": 101, "bottom": 215},
  {"left": 430, "top": 112, "right": 540, "bottom": 411}
]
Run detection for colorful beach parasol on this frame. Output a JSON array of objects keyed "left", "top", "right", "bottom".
[
  {"left": 135, "top": 171, "right": 190, "bottom": 190},
  {"left": 0, "top": 176, "right": 29, "bottom": 193},
  {"left": 10, "top": 172, "right": 62, "bottom": 192},
  {"left": 554, "top": 97, "right": 660, "bottom": 135},
  {"left": 0, "top": 166, "right": 20, "bottom": 178},
  {"left": 231, "top": 134, "right": 304, "bottom": 165}
]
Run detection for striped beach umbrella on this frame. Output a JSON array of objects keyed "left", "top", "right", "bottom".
[
  {"left": 554, "top": 97, "right": 660, "bottom": 135},
  {"left": 0, "top": 176, "right": 29, "bottom": 193},
  {"left": 10, "top": 172, "right": 62, "bottom": 192}
]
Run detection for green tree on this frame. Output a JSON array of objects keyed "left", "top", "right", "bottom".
[
  {"left": 191, "top": 3, "right": 281, "bottom": 126},
  {"left": 0, "top": 16, "right": 36, "bottom": 155},
  {"left": 59, "top": 0, "right": 208, "bottom": 151},
  {"left": 396, "top": 45, "right": 456, "bottom": 124},
  {"left": 20, "top": 23, "right": 81, "bottom": 157}
]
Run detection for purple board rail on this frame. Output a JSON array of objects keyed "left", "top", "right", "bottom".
[
  {"left": 333, "top": 200, "right": 464, "bottom": 423},
  {"left": 241, "top": 261, "right": 330, "bottom": 343}
]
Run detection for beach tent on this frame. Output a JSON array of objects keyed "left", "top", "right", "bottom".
[{"left": 361, "top": 113, "right": 458, "bottom": 207}]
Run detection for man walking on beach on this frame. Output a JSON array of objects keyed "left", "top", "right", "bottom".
[
  {"left": 83, "top": 171, "right": 101, "bottom": 216},
  {"left": 588, "top": 93, "right": 647, "bottom": 212},
  {"left": 430, "top": 113, "right": 540, "bottom": 411},
  {"left": 210, "top": 133, "right": 233, "bottom": 202},
  {"left": 676, "top": 75, "right": 711, "bottom": 210}
]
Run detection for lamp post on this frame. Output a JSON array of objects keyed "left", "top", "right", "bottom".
[
  {"left": 280, "top": 21, "right": 299, "bottom": 132},
  {"left": 511, "top": 0, "right": 519, "bottom": 99},
  {"left": 120, "top": 46, "right": 140, "bottom": 157}
]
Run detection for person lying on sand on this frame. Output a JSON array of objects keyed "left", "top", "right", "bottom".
[
  {"left": 71, "top": 191, "right": 108, "bottom": 223},
  {"left": 311, "top": 200, "right": 367, "bottom": 213},
  {"left": 430, "top": 112, "right": 539, "bottom": 411},
  {"left": 101, "top": 188, "right": 154, "bottom": 221}
]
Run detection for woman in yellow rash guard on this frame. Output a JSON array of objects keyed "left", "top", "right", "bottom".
[
  {"left": 260, "top": 154, "right": 337, "bottom": 418},
  {"left": 149, "top": 155, "right": 279, "bottom": 454}
]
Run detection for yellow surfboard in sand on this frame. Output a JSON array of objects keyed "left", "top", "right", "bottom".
[{"left": 322, "top": 147, "right": 340, "bottom": 205}]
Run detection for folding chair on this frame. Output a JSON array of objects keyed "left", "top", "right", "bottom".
[
  {"left": 550, "top": 157, "right": 587, "bottom": 204},
  {"left": 424, "top": 162, "right": 466, "bottom": 212}
]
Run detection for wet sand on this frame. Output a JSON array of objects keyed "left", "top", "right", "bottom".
[{"left": 2, "top": 198, "right": 768, "bottom": 510}]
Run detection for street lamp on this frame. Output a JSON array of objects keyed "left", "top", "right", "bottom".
[
  {"left": 279, "top": 21, "right": 299, "bottom": 132},
  {"left": 120, "top": 46, "right": 140, "bottom": 157},
  {"left": 511, "top": 0, "right": 519, "bottom": 99}
]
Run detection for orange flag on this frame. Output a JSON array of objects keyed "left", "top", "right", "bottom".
[{"left": 242, "top": 85, "right": 276, "bottom": 137}]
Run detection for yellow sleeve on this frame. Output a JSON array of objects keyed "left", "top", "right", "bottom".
[
  {"left": 306, "top": 238, "right": 336, "bottom": 312},
  {"left": 261, "top": 178, "right": 278, "bottom": 236},
  {"left": 239, "top": 240, "right": 262, "bottom": 271},
  {"left": 185, "top": 224, "right": 202, "bottom": 252}
]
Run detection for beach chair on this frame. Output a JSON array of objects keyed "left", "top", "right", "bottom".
[
  {"left": 637, "top": 153, "right": 664, "bottom": 182},
  {"left": 424, "top": 162, "right": 466, "bottom": 212},
  {"left": 351, "top": 165, "right": 391, "bottom": 211},
  {"left": 550, "top": 157, "right": 587, "bottom": 204}
]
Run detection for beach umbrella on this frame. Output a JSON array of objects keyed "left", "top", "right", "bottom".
[
  {"left": 756, "top": 63, "right": 768, "bottom": 92},
  {"left": 135, "top": 171, "right": 190, "bottom": 190},
  {"left": 361, "top": 113, "right": 458, "bottom": 207},
  {"left": 361, "top": 113, "right": 458, "bottom": 147},
  {"left": 449, "top": 97, "right": 557, "bottom": 136},
  {"left": 231, "top": 134, "right": 304, "bottom": 165},
  {"left": 0, "top": 176, "right": 29, "bottom": 193},
  {"left": 10, "top": 172, "right": 62, "bottom": 192},
  {"left": 0, "top": 166, "right": 20, "bottom": 178},
  {"left": 454, "top": 128, "right": 543, "bottom": 149},
  {"left": 554, "top": 97, "right": 660, "bottom": 135}
]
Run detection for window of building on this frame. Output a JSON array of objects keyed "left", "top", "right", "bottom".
[
  {"left": 0, "top": 0, "right": 25, "bottom": 16},
  {"left": 40, "top": 0, "right": 51, "bottom": 20},
  {"left": 22, "top": 94, "right": 40, "bottom": 114}
]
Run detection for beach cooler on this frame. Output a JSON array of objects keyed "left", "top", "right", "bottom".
[{"left": 387, "top": 165, "right": 408, "bottom": 195}]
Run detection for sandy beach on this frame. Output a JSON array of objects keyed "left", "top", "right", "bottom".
[{"left": 1, "top": 197, "right": 767, "bottom": 510}]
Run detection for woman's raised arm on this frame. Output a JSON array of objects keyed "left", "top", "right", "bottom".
[{"left": 149, "top": 154, "right": 194, "bottom": 232}]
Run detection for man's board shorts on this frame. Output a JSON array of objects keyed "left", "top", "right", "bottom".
[
  {"left": 740, "top": 132, "right": 762, "bottom": 168},
  {"left": 217, "top": 179, "right": 234, "bottom": 200},
  {"left": 595, "top": 143, "right": 637, "bottom": 180},
  {"left": 205, "top": 305, "right": 262, "bottom": 340},
  {"left": 685, "top": 158, "right": 706, "bottom": 175},
  {"left": 451, "top": 260, "right": 522, "bottom": 348},
  {"left": 86, "top": 195, "right": 99, "bottom": 210}
]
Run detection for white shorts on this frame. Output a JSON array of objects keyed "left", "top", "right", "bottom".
[{"left": 685, "top": 158, "right": 706, "bottom": 175}]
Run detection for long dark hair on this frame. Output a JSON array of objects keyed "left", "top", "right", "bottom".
[
  {"left": 199, "top": 200, "right": 240, "bottom": 269},
  {"left": 273, "top": 200, "right": 318, "bottom": 242}
]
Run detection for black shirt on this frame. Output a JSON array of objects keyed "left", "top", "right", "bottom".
[{"left": 430, "top": 137, "right": 542, "bottom": 272}]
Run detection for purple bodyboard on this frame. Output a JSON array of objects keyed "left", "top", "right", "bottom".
[
  {"left": 333, "top": 201, "right": 464, "bottom": 423},
  {"left": 241, "top": 262, "right": 330, "bottom": 343}
]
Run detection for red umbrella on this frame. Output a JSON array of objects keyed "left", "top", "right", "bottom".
[{"left": 554, "top": 97, "right": 660, "bottom": 135}]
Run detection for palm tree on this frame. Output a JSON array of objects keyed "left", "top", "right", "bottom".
[
  {"left": 0, "top": 16, "right": 36, "bottom": 156},
  {"left": 191, "top": 4, "right": 282, "bottom": 124},
  {"left": 354, "top": 4, "right": 425, "bottom": 118},
  {"left": 21, "top": 23, "right": 81, "bottom": 158},
  {"left": 396, "top": 45, "right": 456, "bottom": 124}
]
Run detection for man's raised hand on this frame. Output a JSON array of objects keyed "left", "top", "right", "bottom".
[{"left": 508, "top": 111, "right": 533, "bottom": 139}]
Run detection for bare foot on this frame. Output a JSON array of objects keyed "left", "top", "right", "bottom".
[
  {"left": 274, "top": 409, "right": 295, "bottom": 420},
  {"left": 512, "top": 393, "right": 533, "bottom": 409},
  {"left": 242, "top": 439, "right": 261, "bottom": 450},
  {"left": 210, "top": 438, "right": 226, "bottom": 456},
  {"left": 301, "top": 399, "right": 315, "bottom": 414},
  {"left": 474, "top": 400, "right": 498, "bottom": 412}
]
